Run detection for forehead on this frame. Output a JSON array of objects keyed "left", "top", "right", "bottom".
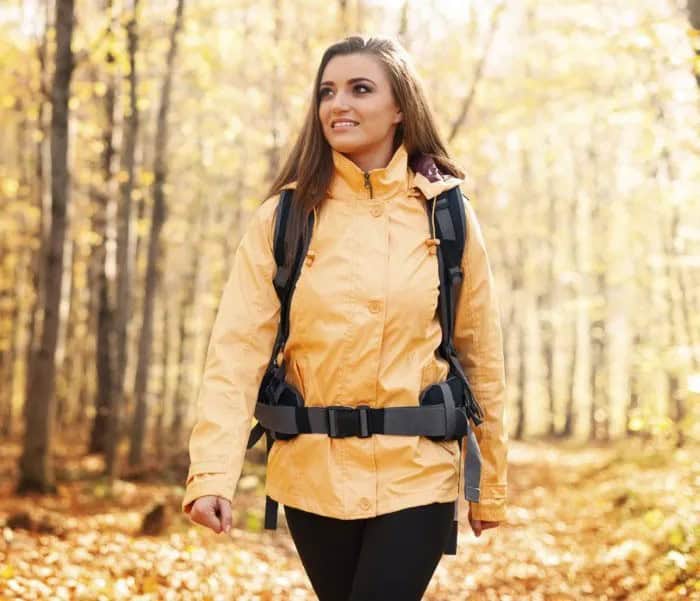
[{"left": 320, "top": 53, "right": 388, "bottom": 84}]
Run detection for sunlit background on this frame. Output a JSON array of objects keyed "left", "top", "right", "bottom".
[{"left": 0, "top": 0, "right": 699, "bottom": 599}]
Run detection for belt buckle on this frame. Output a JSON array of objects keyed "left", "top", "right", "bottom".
[{"left": 327, "top": 405, "right": 354, "bottom": 438}]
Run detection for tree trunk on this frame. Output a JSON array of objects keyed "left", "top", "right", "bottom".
[
  {"left": 513, "top": 150, "right": 528, "bottom": 440},
  {"left": 104, "top": 0, "right": 141, "bottom": 480},
  {"left": 18, "top": 0, "right": 75, "bottom": 494},
  {"left": 605, "top": 152, "right": 632, "bottom": 439},
  {"left": 171, "top": 200, "right": 205, "bottom": 448},
  {"left": 266, "top": 0, "right": 283, "bottom": 182},
  {"left": 89, "top": 0, "right": 118, "bottom": 456},
  {"left": 155, "top": 294, "right": 169, "bottom": 458},
  {"left": 572, "top": 144, "right": 593, "bottom": 440},
  {"left": 542, "top": 141, "right": 557, "bottom": 436},
  {"left": 687, "top": 0, "right": 700, "bottom": 88},
  {"left": 23, "top": 0, "right": 52, "bottom": 423},
  {"left": 447, "top": 2, "right": 505, "bottom": 143},
  {"left": 128, "top": 0, "right": 185, "bottom": 467},
  {"left": 562, "top": 169, "right": 580, "bottom": 437}
]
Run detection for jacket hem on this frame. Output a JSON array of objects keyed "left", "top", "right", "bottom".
[{"left": 268, "top": 487, "right": 459, "bottom": 521}]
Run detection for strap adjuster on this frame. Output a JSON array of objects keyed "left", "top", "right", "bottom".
[
  {"left": 327, "top": 405, "right": 371, "bottom": 438},
  {"left": 447, "top": 265, "right": 463, "bottom": 286},
  {"left": 357, "top": 404, "right": 371, "bottom": 438}
]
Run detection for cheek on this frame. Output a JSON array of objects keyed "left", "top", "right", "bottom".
[
  {"left": 366, "top": 99, "right": 395, "bottom": 124},
  {"left": 318, "top": 104, "right": 329, "bottom": 126}
]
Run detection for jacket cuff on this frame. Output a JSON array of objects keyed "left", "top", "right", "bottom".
[
  {"left": 469, "top": 501, "right": 506, "bottom": 522},
  {"left": 181, "top": 473, "right": 235, "bottom": 514}
]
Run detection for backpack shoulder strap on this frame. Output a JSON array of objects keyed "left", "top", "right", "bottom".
[
  {"left": 270, "top": 189, "right": 314, "bottom": 362},
  {"left": 257, "top": 189, "right": 314, "bottom": 530},
  {"left": 427, "top": 186, "right": 484, "bottom": 426},
  {"left": 272, "top": 189, "right": 296, "bottom": 301},
  {"left": 427, "top": 185, "right": 467, "bottom": 352}
]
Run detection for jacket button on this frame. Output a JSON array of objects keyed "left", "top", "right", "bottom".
[
  {"left": 368, "top": 300, "right": 383, "bottom": 314},
  {"left": 370, "top": 205, "right": 383, "bottom": 217},
  {"left": 359, "top": 497, "right": 371, "bottom": 510}
]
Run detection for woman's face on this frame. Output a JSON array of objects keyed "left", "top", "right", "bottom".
[{"left": 318, "top": 53, "right": 403, "bottom": 163}]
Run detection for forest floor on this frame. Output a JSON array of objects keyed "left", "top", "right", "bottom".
[{"left": 0, "top": 437, "right": 697, "bottom": 600}]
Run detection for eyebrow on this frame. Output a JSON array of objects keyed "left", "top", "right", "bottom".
[{"left": 319, "top": 77, "right": 376, "bottom": 87}]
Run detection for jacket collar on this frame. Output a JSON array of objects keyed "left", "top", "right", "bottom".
[
  {"left": 281, "top": 143, "right": 464, "bottom": 202},
  {"left": 329, "top": 143, "right": 409, "bottom": 201}
]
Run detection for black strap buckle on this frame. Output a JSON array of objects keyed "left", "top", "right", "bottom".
[
  {"left": 356, "top": 404, "right": 371, "bottom": 438},
  {"left": 327, "top": 405, "right": 371, "bottom": 438},
  {"left": 447, "top": 265, "right": 463, "bottom": 286}
]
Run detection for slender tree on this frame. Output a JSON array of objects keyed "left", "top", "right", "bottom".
[
  {"left": 89, "top": 0, "right": 118, "bottom": 456},
  {"left": 17, "top": 0, "right": 75, "bottom": 494},
  {"left": 129, "top": 0, "right": 185, "bottom": 467},
  {"left": 688, "top": 0, "right": 700, "bottom": 88}
]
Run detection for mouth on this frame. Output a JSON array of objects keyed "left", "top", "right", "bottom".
[{"left": 331, "top": 120, "right": 359, "bottom": 129}]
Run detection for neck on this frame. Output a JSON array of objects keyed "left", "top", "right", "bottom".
[
  {"left": 341, "top": 140, "right": 397, "bottom": 173},
  {"left": 329, "top": 142, "right": 408, "bottom": 201}
]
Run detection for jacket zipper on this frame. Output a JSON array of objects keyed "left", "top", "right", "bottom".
[{"left": 363, "top": 171, "right": 374, "bottom": 199}]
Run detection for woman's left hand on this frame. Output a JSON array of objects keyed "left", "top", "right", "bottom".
[{"left": 468, "top": 505, "right": 500, "bottom": 537}]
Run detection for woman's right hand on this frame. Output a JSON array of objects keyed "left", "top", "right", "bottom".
[{"left": 188, "top": 495, "right": 233, "bottom": 534}]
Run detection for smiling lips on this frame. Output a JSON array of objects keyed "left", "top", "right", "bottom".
[{"left": 331, "top": 120, "right": 359, "bottom": 129}]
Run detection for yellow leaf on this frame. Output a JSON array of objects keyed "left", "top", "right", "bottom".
[
  {"left": 1, "top": 178, "right": 19, "bottom": 197},
  {"left": 643, "top": 509, "right": 663, "bottom": 529},
  {"left": 627, "top": 415, "right": 644, "bottom": 432},
  {"left": 141, "top": 575, "right": 159, "bottom": 594},
  {"left": 0, "top": 564, "right": 14, "bottom": 579}
]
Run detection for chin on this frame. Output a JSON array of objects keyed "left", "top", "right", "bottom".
[{"left": 327, "top": 138, "right": 369, "bottom": 154}]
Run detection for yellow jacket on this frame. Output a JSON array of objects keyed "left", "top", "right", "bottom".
[{"left": 182, "top": 143, "right": 508, "bottom": 524}]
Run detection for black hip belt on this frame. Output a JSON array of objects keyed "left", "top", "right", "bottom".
[{"left": 247, "top": 370, "right": 482, "bottom": 506}]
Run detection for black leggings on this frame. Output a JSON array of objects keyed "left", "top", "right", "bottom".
[{"left": 283, "top": 501, "right": 455, "bottom": 601}]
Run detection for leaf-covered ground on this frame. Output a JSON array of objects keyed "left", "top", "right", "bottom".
[{"left": 0, "top": 439, "right": 697, "bottom": 600}]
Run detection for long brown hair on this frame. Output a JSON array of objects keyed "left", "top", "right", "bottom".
[{"left": 265, "top": 35, "right": 465, "bottom": 268}]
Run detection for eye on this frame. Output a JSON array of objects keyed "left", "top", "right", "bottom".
[{"left": 318, "top": 84, "right": 372, "bottom": 101}]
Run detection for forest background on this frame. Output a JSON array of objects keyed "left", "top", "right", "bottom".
[{"left": 0, "top": 0, "right": 699, "bottom": 599}]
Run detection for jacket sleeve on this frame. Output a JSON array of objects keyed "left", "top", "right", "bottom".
[
  {"left": 181, "top": 198, "right": 280, "bottom": 514},
  {"left": 454, "top": 195, "right": 508, "bottom": 523}
]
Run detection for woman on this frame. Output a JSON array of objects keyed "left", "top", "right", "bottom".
[{"left": 182, "top": 35, "right": 507, "bottom": 601}]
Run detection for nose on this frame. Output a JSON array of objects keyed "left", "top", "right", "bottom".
[{"left": 329, "top": 89, "right": 352, "bottom": 113}]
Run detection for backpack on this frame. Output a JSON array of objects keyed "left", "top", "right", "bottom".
[{"left": 246, "top": 185, "right": 484, "bottom": 556}]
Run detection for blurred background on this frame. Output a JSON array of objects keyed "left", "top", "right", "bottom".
[{"left": 0, "top": 0, "right": 699, "bottom": 599}]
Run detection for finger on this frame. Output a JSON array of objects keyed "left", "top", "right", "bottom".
[
  {"left": 472, "top": 518, "right": 482, "bottom": 537},
  {"left": 209, "top": 503, "right": 223, "bottom": 533},
  {"left": 218, "top": 498, "right": 232, "bottom": 534},
  {"left": 190, "top": 503, "right": 219, "bottom": 532},
  {"left": 195, "top": 500, "right": 222, "bottom": 533}
]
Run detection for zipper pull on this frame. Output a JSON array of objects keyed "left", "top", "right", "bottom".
[
  {"left": 425, "top": 238, "right": 440, "bottom": 255},
  {"left": 305, "top": 249, "right": 316, "bottom": 267},
  {"left": 363, "top": 172, "right": 374, "bottom": 199}
]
